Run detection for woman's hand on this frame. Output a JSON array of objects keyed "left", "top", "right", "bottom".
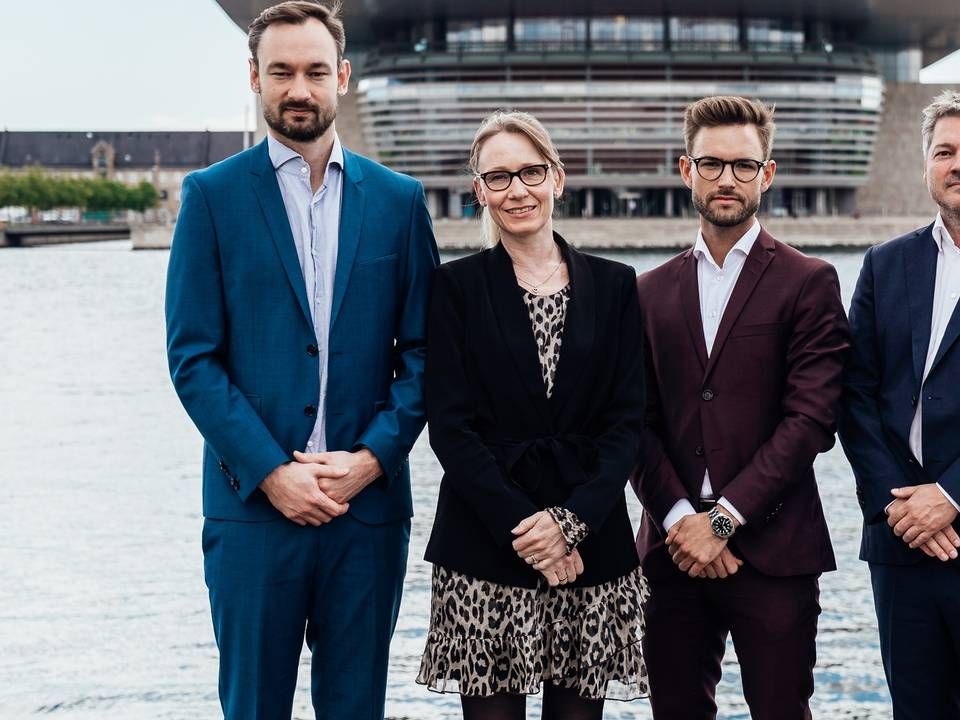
[
  {"left": 540, "top": 548, "right": 585, "bottom": 587},
  {"left": 511, "top": 510, "right": 568, "bottom": 571}
]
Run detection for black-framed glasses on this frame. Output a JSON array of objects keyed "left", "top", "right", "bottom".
[
  {"left": 687, "top": 156, "right": 769, "bottom": 182},
  {"left": 476, "top": 164, "right": 552, "bottom": 191}
]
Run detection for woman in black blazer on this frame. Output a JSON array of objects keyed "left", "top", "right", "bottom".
[{"left": 416, "top": 111, "right": 649, "bottom": 720}]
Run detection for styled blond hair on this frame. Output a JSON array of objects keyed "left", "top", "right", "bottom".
[
  {"left": 683, "top": 95, "right": 777, "bottom": 160},
  {"left": 469, "top": 110, "right": 564, "bottom": 247}
]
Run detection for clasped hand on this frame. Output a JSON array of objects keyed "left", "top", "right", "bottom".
[
  {"left": 666, "top": 512, "right": 743, "bottom": 579},
  {"left": 511, "top": 511, "right": 583, "bottom": 586},
  {"left": 887, "top": 483, "right": 959, "bottom": 561},
  {"left": 259, "top": 449, "right": 383, "bottom": 526}
]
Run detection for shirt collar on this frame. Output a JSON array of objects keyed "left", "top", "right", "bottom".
[
  {"left": 693, "top": 219, "right": 761, "bottom": 270},
  {"left": 932, "top": 212, "right": 959, "bottom": 255},
  {"left": 267, "top": 131, "right": 344, "bottom": 175}
]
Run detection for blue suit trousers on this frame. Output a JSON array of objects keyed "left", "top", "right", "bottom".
[{"left": 202, "top": 515, "right": 410, "bottom": 719}]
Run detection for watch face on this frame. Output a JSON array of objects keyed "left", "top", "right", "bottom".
[{"left": 710, "top": 509, "right": 734, "bottom": 538}]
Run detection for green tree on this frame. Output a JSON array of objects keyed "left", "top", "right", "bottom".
[
  {"left": 0, "top": 173, "right": 16, "bottom": 208},
  {"left": 0, "top": 168, "right": 159, "bottom": 217},
  {"left": 129, "top": 181, "right": 159, "bottom": 212}
]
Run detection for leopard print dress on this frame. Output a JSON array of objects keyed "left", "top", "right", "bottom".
[{"left": 417, "top": 285, "right": 650, "bottom": 700}]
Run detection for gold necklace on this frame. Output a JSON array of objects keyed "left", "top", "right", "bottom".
[{"left": 513, "top": 257, "right": 564, "bottom": 294}]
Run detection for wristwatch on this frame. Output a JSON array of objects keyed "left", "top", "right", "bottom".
[{"left": 708, "top": 505, "right": 736, "bottom": 539}]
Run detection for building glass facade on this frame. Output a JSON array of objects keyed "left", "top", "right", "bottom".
[{"left": 357, "top": 13, "right": 884, "bottom": 218}]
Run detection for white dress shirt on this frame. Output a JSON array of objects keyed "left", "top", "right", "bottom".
[
  {"left": 908, "top": 213, "right": 960, "bottom": 512},
  {"left": 663, "top": 221, "right": 761, "bottom": 531},
  {"left": 267, "top": 132, "right": 344, "bottom": 454}
]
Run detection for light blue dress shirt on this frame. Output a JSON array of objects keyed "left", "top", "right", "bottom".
[{"left": 267, "top": 132, "right": 344, "bottom": 453}]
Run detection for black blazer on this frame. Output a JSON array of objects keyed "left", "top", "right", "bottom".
[{"left": 424, "top": 233, "right": 645, "bottom": 588}]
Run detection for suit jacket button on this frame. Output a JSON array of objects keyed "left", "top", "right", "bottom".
[
  {"left": 304, "top": 404, "right": 317, "bottom": 417},
  {"left": 701, "top": 389, "right": 715, "bottom": 401},
  {"left": 307, "top": 344, "right": 319, "bottom": 357},
  {"left": 695, "top": 445, "right": 704, "bottom": 456},
  {"left": 911, "top": 394, "right": 918, "bottom": 406}
]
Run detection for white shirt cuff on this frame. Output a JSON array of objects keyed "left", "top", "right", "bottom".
[
  {"left": 937, "top": 483, "right": 960, "bottom": 512},
  {"left": 664, "top": 499, "right": 697, "bottom": 532},
  {"left": 717, "top": 497, "right": 746, "bottom": 526}
]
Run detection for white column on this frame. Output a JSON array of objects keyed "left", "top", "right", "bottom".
[
  {"left": 447, "top": 190, "right": 462, "bottom": 219},
  {"left": 426, "top": 189, "right": 443, "bottom": 219}
]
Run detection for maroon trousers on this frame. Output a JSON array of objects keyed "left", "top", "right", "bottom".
[{"left": 642, "top": 549, "right": 821, "bottom": 720}]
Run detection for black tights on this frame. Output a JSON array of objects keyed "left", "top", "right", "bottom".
[{"left": 460, "top": 683, "right": 605, "bottom": 720}]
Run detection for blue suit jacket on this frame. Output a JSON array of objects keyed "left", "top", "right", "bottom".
[
  {"left": 165, "top": 138, "right": 439, "bottom": 523},
  {"left": 840, "top": 223, "right": 960, "bottom": 565}
]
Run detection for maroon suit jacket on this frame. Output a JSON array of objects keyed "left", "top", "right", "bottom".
[{"left": 633, "top": 228, "right": 850, "bottom": 577}]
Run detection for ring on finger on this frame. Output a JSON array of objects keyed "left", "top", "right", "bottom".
[{"left": 527, "top": 555, "right": 538, "bottom": 564}]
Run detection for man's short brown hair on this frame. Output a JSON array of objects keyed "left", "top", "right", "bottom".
[
  {"left": 684, "top": 96, "right": 776, "bottom": 160},
  {"left": 248, "top": 1, "right": 345, "bottom": 66}
]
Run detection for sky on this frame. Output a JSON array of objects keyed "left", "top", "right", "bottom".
[{"left": 0, "top": 0, "right": 958, "bottom": 132}]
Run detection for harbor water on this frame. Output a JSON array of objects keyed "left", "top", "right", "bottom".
[{"left": 0, "top": 240, "right": 888, "bottom": 719}]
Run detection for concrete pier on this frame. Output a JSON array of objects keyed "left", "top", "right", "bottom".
[
  {"left": 130, "top": 222, "right": 174, "bottom": 250},
  {"left": 0, "top": 223, "right": 130, "bottom": 247},
  {"left": 432, "top": 215, "right": 935, "bottom": 251},
  {"left": 5, "top": 215, "right": 936, "bottom": 252}
]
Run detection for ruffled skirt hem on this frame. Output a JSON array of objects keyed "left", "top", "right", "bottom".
[{"left": 416, "top": 565, "right": 650, "bottom": 700}]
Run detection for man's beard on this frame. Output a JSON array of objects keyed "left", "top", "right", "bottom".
[
  {"left": 263, "top": 99, "right": 336, "bottom": 143},
  {"left": 692, "top": 190, "right": 760, "bottom": 228},
  {"left": 931, "top": 174, "right": 960, "bottom": 223}
]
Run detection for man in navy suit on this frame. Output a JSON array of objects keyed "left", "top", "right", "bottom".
[
  {"left": 840, "top": 89, "right": 960, "bottom": 719},
  {"left": 164, "top": 2, "right": 438, "bottom": 717}
]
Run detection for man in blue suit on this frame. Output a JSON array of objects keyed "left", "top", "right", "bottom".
[
  {"left": 164, "top": 2, "right": 439, "bottom": 717},
  {"left": 840, "top": 89, "right": 960, "bottom": 719}
]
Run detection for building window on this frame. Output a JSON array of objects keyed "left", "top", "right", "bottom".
[
  {"left": 514, "top": 17, "right": 587, "bottom": 46},
  {"left": 747, "top": 19, "right": 804, "bottom": 51},
  {"left": 670, "top": 18, "right": 739, "bottom": 51},
  {"left": 590, "top": 17, "right": 663, "bottom": 50},
  {"left": 446, "top": 20, "right": 507, "bottom": 47}
]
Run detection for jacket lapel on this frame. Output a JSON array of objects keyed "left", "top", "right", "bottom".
[
  {"left": 679, "top": 249, "right": 709, "bottom": 372},
  {"left": 249, "top": 139, "right": 312, "bottom": 327},
  {"left": 330, "top": 148, "right": 365, "bottom": 331},
  {"left": 486, "top": 242, "right": 553, "bottom": 425},
  {"left": 549, "top": 234, "right": 594, "bottom": 417},
  {"left": 904, "top": 225, "right": 937, "bottom": 385},
  {"left": 922, "top": 225, "right": 960, "bottom": 376},
  {"left": 702, "top": 228, "right": 776, "bottom": 381}
]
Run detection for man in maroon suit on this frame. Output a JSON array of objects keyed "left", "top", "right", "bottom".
[{"left": 633, "top": 96, "right": 850, "bottom": 719}]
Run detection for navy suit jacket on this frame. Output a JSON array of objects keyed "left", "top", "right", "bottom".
[
  {"left": 840, "top": 223, "right": 960, "bottom": 565},
  {"left": 165, "top": 138, "right": 439, "bottom": 524}
]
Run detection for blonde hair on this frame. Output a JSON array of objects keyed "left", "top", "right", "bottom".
[
  {"left": 683, "top": 95, "right": 777, "bottom": 160},
  {"left": 469, "top": 110, "right": 563, "bottom": 247}
]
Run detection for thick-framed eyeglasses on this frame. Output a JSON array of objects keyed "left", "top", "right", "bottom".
[
  {"left": 476, "top": 164, "right": 552, "bottom": 191},
  {"left": 687, "top": 156, "right": 769, "bottom": 182}
]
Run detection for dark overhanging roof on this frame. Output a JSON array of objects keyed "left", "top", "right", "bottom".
[
  {"left": 0, "top": 131, "right": 245, "bottom": 169},
  {"left": 217, "top": 0, "right": 960, "bottom": 58}
]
